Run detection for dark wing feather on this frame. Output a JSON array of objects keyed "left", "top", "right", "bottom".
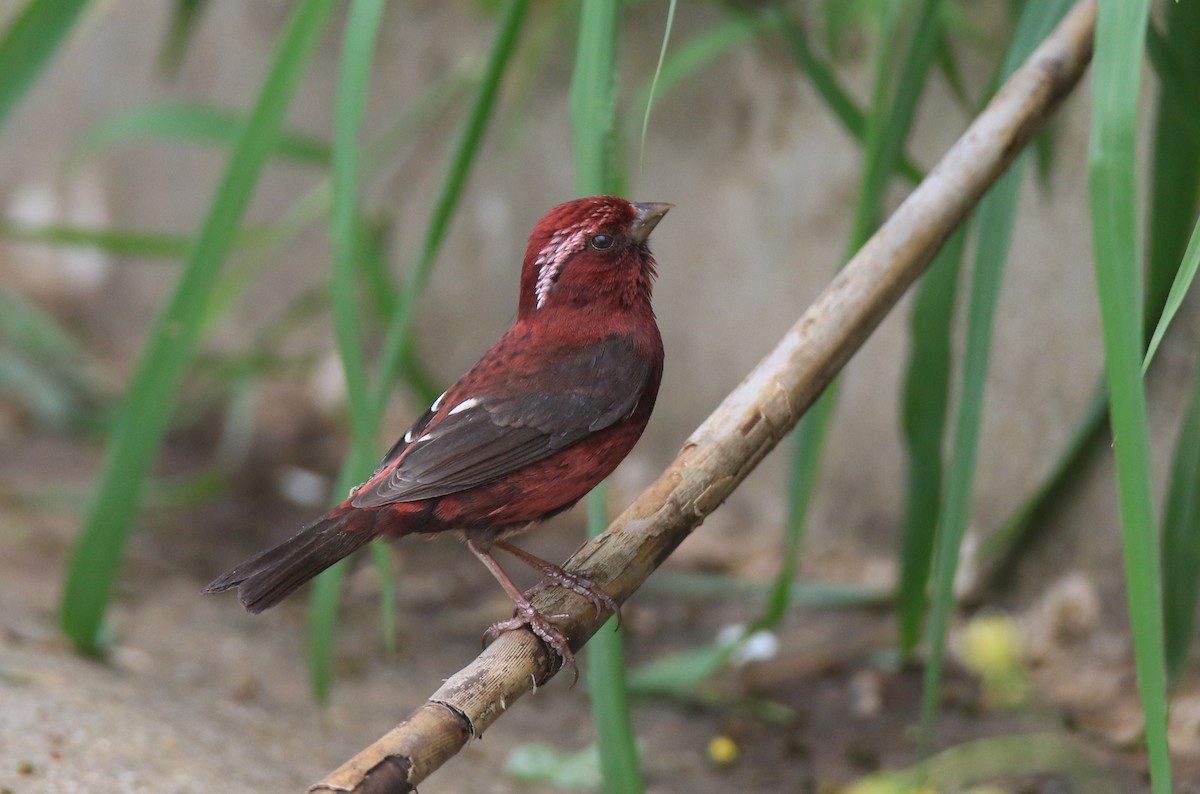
[{"left": 351, "top": 336, "right": 651, "bottom": 508}]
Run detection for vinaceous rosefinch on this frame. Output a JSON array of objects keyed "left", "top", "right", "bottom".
[{"left": 206, "top": 195, "right": 671, "bottom": 669}]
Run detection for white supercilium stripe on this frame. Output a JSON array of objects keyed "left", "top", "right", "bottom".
[{"left": 534, "top": 227, "right": 589, "bottom": 309}]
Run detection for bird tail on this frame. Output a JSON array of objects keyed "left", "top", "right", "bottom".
[{"left": 204, "top": 507, "right": 379, "bottom": 613}]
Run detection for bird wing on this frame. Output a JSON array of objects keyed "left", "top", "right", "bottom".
[{"left": 350, "top": 335, "right": 653, "bottom": 507}]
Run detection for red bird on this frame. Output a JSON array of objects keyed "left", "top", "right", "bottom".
[{"left": 206, "top": 195, "right": 670, "bottom": 668}]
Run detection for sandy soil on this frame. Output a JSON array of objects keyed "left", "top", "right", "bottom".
[{"left": 4, "top": 427, "right": 1197, "bottom": 794}]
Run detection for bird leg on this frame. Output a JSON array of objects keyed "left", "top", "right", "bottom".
[
  {"left": 468, "top": 540, "right": 577, "bottom": 673},
  {"left": 491, "top": 540, "right": 621, "bottom": 625}
]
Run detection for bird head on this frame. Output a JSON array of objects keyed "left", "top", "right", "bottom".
[{"left": 519, "top": 195, "right": 672, "bottom": 319}]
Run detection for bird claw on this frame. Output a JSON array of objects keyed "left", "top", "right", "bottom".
[
  {"left": 525, "top": 566, "right": 622, "bottom": 626},
  {"left": 472, "top": 542, "right": 621, "bottom": 684},
  {"left": 483, "top": 603, "right": 578, "bottom": 681}
]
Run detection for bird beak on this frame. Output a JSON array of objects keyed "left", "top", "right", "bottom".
[{"left": 629, "top": 202, "right": 673, "bottom": 244}]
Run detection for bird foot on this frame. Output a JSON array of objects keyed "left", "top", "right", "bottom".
[
  {"left": 525, "top": 566, "right": 622, "bottom": 625},
  {"left": 483, "top": 603, "right": 577, "bottom": 677},
  {"left": 490, "top": 541, "right": 622, "bottom": 624}
]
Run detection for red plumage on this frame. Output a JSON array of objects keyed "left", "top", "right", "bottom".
[{"left": 206, "top": 195, "right": 670, "bottom": 667}]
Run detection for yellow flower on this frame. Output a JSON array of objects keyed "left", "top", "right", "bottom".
[
  {"left": 959, "top": 613, "right": 1022, "bottom": 677},
  {"left": 707, "top": 735, "right": 739, "bottom": 766}
]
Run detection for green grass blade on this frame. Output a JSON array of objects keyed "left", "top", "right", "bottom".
[
  {"left": 74, "top": 101, "right": 331, "bottom": 165},
  {"left": 0, "top": 287, "right": 92, "bottom": 363},
  {"left": 305, "top": 0, "right": 389, "bottom": 703},
  {"left": 8, "top": 468, "right": 230, "bottom": 513},
  {"left": 0, "top": 219, "right": 285, "bottom": 259},
  {"left": 328, "top": 0, "right": 383, "bottom": 520},
  {"left": 178, "top": 71, "right": 474, "bottom": 351},
  {"left": 0, "top": 221, "right": 192, "bottom": 258},
  {"left": 1145, "top": 14, "right": 1200, "bottom": 337},
  {"left": 586, "top": 484, "right": 643, "bottom": 794},
  {"left": 1142, "top": 0, "right": 1200, "bottom": 371},
  {"left": 767, "top": 0, "right": 940, "bottom": 646},
  {"left": 306, "top": 568, "right": 342, "bottom": 704},
  {"left": 753, "top": 380, "right": 835, "bottom": 632},
  {"left": 933, "top": 28, "right": 970, "bottom": 108},
  {"left": 850, "top": 0, "right": 940, "bottom": 245},
  {"left": 626, "top": 640, "right": 738, "bottom": 697},
  {"left": 896, "top": 226, "right": 965, "bottom": 656},
  {"left": 1144, "top": 216, "right": 1200, "bottom": 371},
  {"left": 985, "top": 3, "right": 1200, "bottom": 579},
  {"left": 1145, "top": 22, "right": 1200, "bottom": 179},
  {"left": 505, "top": 743, "right": 604, "bottom": 789},
  {"left": 915, "top": 0, "right": 1072, "bottom": 735},
  {"left": 1148, "top": 8, "right": 1200, "bottom": 686},
  {"left": 1162, "top": 360, "right": 1200, "bottom": 689},
  {"left": 571, "top": 0, "right": 620, "bottom": 194},
  {"left": 307, "top": 0, "right": 529, "bottom": 699},
  {"left": 572, "top": 1, "right": 643, "bottom": 791},
  {"left": 630, "top": 10, "right": 772, "bottom": 113},
  {"left": 354, "top": 217, "right": 399, "bottom": 318},
  {"left": 628, "top": 6, "right": 929, "bottom": 184},
  {"left": 210, "top": 68, "right": 473, "bottom": 283},
  {"left": 0, "top": 0, "right": 90, "bottom": 135},
  {"left": 973, "top": 383, "right": 1107, "bottom": 571},
  {"left": 636, "top": 0, "right": 675, "bottom": 165},
  {"left": 45, "top": 63, "right": 470, "bottom": 683},
  {"left": 158, "top": 0, "right": 210, "bottom": 75},
  {"left": 0, "top": 347, "right": 90, "bottom": 429},
  {"left": 0, "top": 287, "right": 106, "bottom": 431},
  {"left": 822, "top": 0, "right": 872, "bottom": 60},
  {"left": 856, "top": 732, "right": 1117, "bottom": 793},
  {"left": 1033, "top": 123, "right": 1057, "bottom": 187},
  {"left": 1089, "top": 2, "right": 1170, "bottom": 791},
  {"left": 919, "top": 164, "right": 1021, "bottom": 752},
  {"left": 770, "top": 5, "right": 924, "bottom": 185},
  {"left": 634, "top": 0, "right": 938, "bottom": 655},
  {"left": 367, "top": 0, "right": 529, "bottom": 422},
  {"left": 59, "top": 0, "right": 339, "bottom": 655}
]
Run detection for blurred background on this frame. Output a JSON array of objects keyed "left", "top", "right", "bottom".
[{"left": 1, "top": 1, "right": 1197, "bottom": 792}]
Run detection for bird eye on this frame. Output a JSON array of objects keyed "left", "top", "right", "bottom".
[{"left": 589, "top": 233, "right": 614, "bottom": 250}]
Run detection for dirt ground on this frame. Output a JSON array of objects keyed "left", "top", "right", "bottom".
[
  {"left": 4, "top": 422, "right": 1200, "bottom": 794},
  {"left": 4, "top": 4, "right": 1200, "bottom": 792}
]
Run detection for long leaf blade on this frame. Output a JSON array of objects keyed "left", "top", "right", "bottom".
[
  {"left": 305, "top": 0, "right": 531, "bottom": 697},
  {"left": 74, "top": 101, "right": 331, "bottom": 165},
  {"left": 0, "top": 0, "right": 90, "bottom": 134},
  {"left": 916, "top": 0, "right": 1073, "bottom": 741},
  {"left": 983, "top": 1, "right": 1200, "bottom": 583},
  {"left": 1143, "top": 216, "right": 1200, "bottom": 371},
  {"left": 770, "top": 0, "right": 941, "bottom": 647},
  {"left": 0, "top": 221, "right": 193, "bottom": 258},
  {"left": 305, "top": 0, "right": 389, "bottom": 705},
  {"left": 771, "top": 5, "right": 924, "bottom": 185},
  {"left": 572, "top": 1, "right": 644, "bottom": 791},
  {"left": 919, "top": 164, "right": 1019, "bottom": 751},
  {"left": 1162, "top": 362, "right": 1200, "bottom": 689},
  {"left": 59, "top": 0, "right": 339, "bottom": 654},
  {"left": 1089, "top": 1, "right": 1170, "bottom": 790},
  {"left": 896, "top": 226, "right": 965, "bottom": 656},
  {"left": 367, "top": 0, "right": 529, "bottom": 421}
]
